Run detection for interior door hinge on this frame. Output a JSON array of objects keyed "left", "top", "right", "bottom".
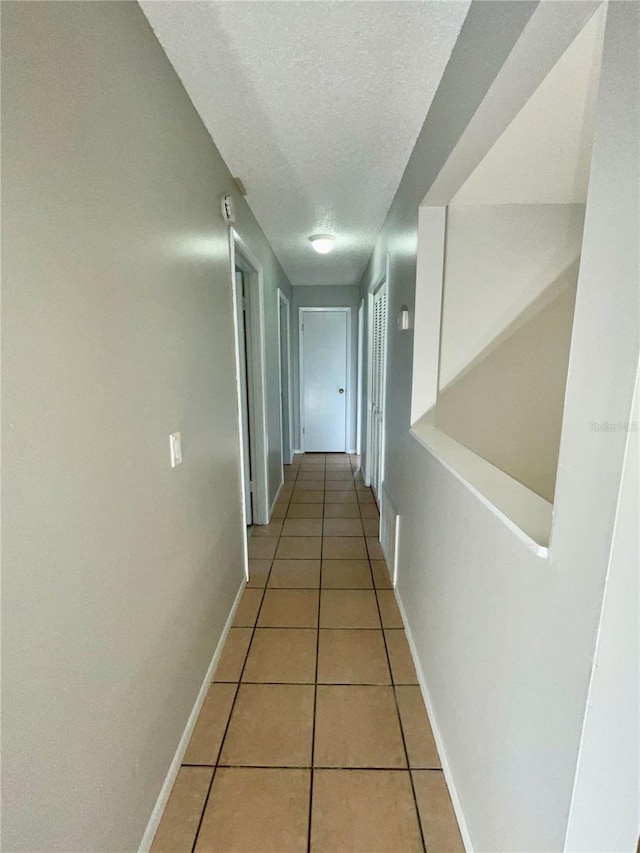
[
  {"left": 242, "top": 297, "right": 248, "bottom": 311},
  {"left": 249, "top": 480, "right": 255, "bottom": 493}
]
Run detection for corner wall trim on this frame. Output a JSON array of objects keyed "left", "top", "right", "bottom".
[
  {"left": 269, "top": 480, "right": 284, "bottom": 521},
  {"left": 138, "top": 578, "right": 246, "bottom": 852},
  {"left": 394, "top": 589, "right": 475, "bottom": 852}
]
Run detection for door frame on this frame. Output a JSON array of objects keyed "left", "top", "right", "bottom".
[
  {"left": 229, "top": 228, "right": 270, "bottom": 537},
  {"left": 277, "top": 289, "right": 294, "bottom": 468},
  {"left": 356, "top": 299, "right": 365, "bottom": 456},
  {"left": 299, "top": 306, "right": 352, "bottom": 453},
  {"left": 365, "top": 254, "right": 390, "bottom": 488}
]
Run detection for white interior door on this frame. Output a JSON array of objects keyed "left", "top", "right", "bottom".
[
  {"left": 300, "top": 308, "right": 349, "bottom": 452},
  {"left": 370, "top": 283, "right": 388, "bottom": 501}
]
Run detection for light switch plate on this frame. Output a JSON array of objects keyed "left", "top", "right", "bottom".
[{"left": 169, "top": 432, "right": 182, "bottom": 467}]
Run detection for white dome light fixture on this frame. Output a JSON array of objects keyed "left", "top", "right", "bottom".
[{"left": 309, "top": 234, "right": 336, "bottom": 254}]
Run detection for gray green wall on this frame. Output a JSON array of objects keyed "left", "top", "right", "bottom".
[{"left": 1, "top": 2, "right": 291, "bottom": 850}]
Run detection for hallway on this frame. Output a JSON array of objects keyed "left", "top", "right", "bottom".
[{"left": 151, "top": 454, "right": 463, "bottom": 852}]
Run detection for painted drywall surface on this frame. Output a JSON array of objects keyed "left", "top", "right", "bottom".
[
  {"left": 565, "top": 376, "right": 639, "bottom": 851},
  {"left": 1, "top": 3, "right": 291, "bottom": 851},
  {"left": 439, "top": 204, "right": 584, "bottom": 390},
  {"left": 358, "top": 3, "right": 638, "bottom": 850},
  {"left": 291, "top": 285, "right": 360, "bottom": 452},
  {"left": 436, "top": 282, "right": 577, "bottom": 502},
  {"left": 451, "top": 5, "right": 605, "bottom": 206}
]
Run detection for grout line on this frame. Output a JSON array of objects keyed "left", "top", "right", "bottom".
[
  {"left": 190, "top": 480, "right": 291, "bottom": 853},
  {"left": 373, "top": 572, "right": 427, "bottom": 852},
  {"left": 203, "top": 764, "right": 438, "bottom": 771},
  {"left": 306, "top": 462, "right": 324, "bottom": 853}
]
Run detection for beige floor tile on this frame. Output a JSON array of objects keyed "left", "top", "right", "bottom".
[
  {"left": 219, "top": 684, "right": 314, "bottom": 767},
  {"left": 271, "top": 503, "right": 287, "bottom": 519},
  {"left": 323, "top": 503, "right": 361, "bottom": 518},
  {"left": 258, "top": 589, "right": 319, "bottom": 628},
  {"left": 377, "top": 589, "right": 404, "bottom": 628},
  {"left": 252, "top": 520, "right": 284, "bottom": 537},
  {"left": 243, "top": 628, "right": 317, "bottom": 683},
  {"left": 195, "top": 767, "right": 310, "bottom": 853},
  {"left": 300, "top": 463, "right": 325, "bottom": 471},
  {"left": 323, "top": 518, "right": 364, "bottom": 537},
  {"left": 296, "top": 471, "right": 325, "bottom": 481},
  {"left": 276, "top": 536, "right": 322, "bottom": 560},
  {"left": 183, "top": 683, "right": 237, "bottom": 765},
  {"left": 384, "top": 630, "right": 418, "bottom": 685},
  {"left": 362, "top": 518, "right": 380, "bottom": 537},
  {"left": 359, "top": 503, "right": 380, "bottom": 518},
  {"left": 366, "top": 536, "right": 384, "bottom": 558},
  {"left": 293, "top": 481, "right": 325, "bottom": 491},
  {"left": 290, "top": 490, "right": 324, "bottom": 503},
  {"left": 324, "top": 490, "right": 358, "bottom": 504},
  {"left": 268, "top": 559, "right": 321, "bottom": 588},
  {"left": 395, "top": 686, "right": 440, "bottom": 768},
  {"left": 323, "top": 536, "right": 368, "bottom": 559},
  {"left": 371, "top": 559, "right": 393, "bottom": 589},
  {"left": 151, "top": 766, "right": 212, "bottom": 853},
  {"left": 358, "top": 491, "right": 375, "bottom": 504},
  {"left": 412, "top": 770, "right": 465, "bottom": 852},
  {"left": 321, "top": 560, "right": 372, "bottom": 589},
  {"left": 282, "top": 518, "right": 323, "bottom": 537},
  {"left": 320, "top": 590, "right": 380, "bottom": 628},
  {"left": 233, "top": 588, "right": 264, "bottom": 627},
  {"left": 325, "top": 480, "right": 355, "bottom": 491},
  {"left": 214, "top": 628, "right": 252, "bottom": 682},
  {"left": 311, "top": 769, "right": 423, "bottom": 853},
  {"left": 325, "top": 471, "right": 354, "bottom": 480},
  {"left": 286, "top": 503, "right": 324, "bottom": 518},
  {"left": 248, "top": 537, "right": 278, "bottom": 560},
  {"left": 317, "top": 630, "right": 390, "bottom": 684},
  {"left": 314, "top": 686, "right": 406, "bottom": 767},
  {"left": 247, "top": 559, "right": 271, "bottom": 588}
]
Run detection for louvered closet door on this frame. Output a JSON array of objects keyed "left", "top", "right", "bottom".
[{"left": 370, "top": 283, "right": 387, "bottom": 502}]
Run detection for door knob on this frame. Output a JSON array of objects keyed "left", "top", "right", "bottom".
[{"left": 338, "top": 388, "right": 345, "bottom": 394}]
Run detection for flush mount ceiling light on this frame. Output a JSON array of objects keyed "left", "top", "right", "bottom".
[{"left": 309, "top": 234, "right": 336, "bottom": 254}]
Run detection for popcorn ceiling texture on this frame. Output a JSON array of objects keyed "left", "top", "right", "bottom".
[{"left": 140, "top": 0, "right": 470, "bottom": 287}]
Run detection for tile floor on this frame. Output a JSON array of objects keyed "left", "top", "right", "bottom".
[{"left": 151, "top": 454, "right": 464, "bottom": 853}]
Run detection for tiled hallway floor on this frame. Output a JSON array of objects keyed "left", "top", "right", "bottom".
[{"left": 151, "top": 454, "right": 464, "bottom": 852}]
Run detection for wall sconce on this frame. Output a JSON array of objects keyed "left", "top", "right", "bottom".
[{"left": 398, "top": 306, "right": 410, "bottom": 331}]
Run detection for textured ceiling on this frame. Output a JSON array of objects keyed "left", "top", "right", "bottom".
[{"left": 140, "top": 1, "right": 470, "bottom": 286}]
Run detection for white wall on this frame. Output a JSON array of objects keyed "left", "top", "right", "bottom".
[
  {"left": 358, "top": 3, "right": 639, "bottom": 850},
  {"left": 291, "top": 285, "right": 360, "bottom": 452},
  {"left": 437, "top": 282, "right": 577, "bottom": 502},
  {"left": 440, "top": 204, "right": 584, "bottom": 389},
  {"left": 2, "top": 4, "right": 291, "bottom": 850},
  {"left": 565, "top": 375, "right": 639, "bottom": 852}
]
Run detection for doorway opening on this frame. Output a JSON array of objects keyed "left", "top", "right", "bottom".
[
  {"left": 299, "top": 307, "right": 351, "bottom": 453},
  {"left": 230, "top": 230, "right": 269, "bottom": 533},
  {"left": 366, "top": 268, "right": 388, "bottom": 503},
  {"left": 278, "top": 290, "right": 293, "bottom": 469}
]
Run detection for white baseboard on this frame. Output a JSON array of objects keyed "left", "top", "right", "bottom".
[
  {"left": 394, "top": 590, "right": 475, "bottom": 853},
  {"left": 268, "top": 480, "right": 284, "bottom": 521},
  {"left": 138, "top": 578, "right": 246, "bottom": 852},
  {"left": 291, "top": 448, "right": 302, "bottom": 456}
]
